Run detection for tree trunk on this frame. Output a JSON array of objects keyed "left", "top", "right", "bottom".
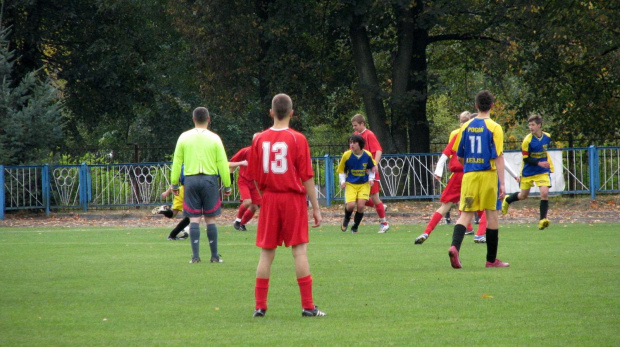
[
  {"left": 349, "top": 14, "right": 396, "bottom": 153},
  {"left": 255, "top": 0, "right": 273, "bottom": 129},
  {"left": 389, "top": 4, "right": 415, "bottom": 153},
  {"left": 407, "top": 3, "right": 430, "bottom": 154},
  {"left": 407, "top": 28, "right": 430, "bottom": 154}
]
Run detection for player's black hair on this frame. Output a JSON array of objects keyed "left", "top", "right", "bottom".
[
  {"left": 475, "top": 90, "right": 494, "bottom": 112},
  {"left": 193, "top": 107, "right": 210, "bottom": 124},
  {"left": 348, "top": 134, "right": 366, "bottom": 150}
]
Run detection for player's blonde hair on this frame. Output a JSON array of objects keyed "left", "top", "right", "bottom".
[
  {"left": 459, "top": 111, "right": 471, "bottom": 124},
  {"left": 351, "top": 114, "right": 366, "bottom": 124}
]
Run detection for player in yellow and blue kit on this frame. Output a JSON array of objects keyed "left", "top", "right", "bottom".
[
  {"left": 502, "top": 114, "right": 553, "bottom": 230},
  {"left": 153, "top": 164, "right": 190, "bottom": 240},
  {"left": 449, "top": 90, "right": 509, "bottom": 269},
  {"left": 337, "top": 135, "right": 376, "bottom": 234}
]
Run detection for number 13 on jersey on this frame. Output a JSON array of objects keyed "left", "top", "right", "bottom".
[{"left": 262, "top": 141, "right": 289, "bottom": 174}]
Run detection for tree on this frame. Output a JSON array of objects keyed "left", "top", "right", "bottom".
[
  {"left": 330, "top": 0, "right": 517, "bottom": 153},
  {"left": 334, "top": 0, "right": 619, "bottom": 153},
  {"left": 495, "top": 0, "right": 620, "bottom": 145},
  {"left": 3, "top": 0, "right": 203, "bottom": 161},
  {"left": 3, "top": 0, "right": 616, "bottom": 164},
  {"left": 55, "top": 1, "right": 202, "bottom": 154},
  {"left": 170, "top": 0, "right": 361, "bottom": 145},
  {"left": 0, "top": 27, "right": 65, "bottom": 165}
]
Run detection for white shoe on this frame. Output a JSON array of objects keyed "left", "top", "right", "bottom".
[
  {"left": 378, "top": 223, "right": 390, "bottom": 233},
  {"left": 474, "top": 235, "right": 487, "bottom": 243},
  {"left": 415, "top": 233, "right": 428, "bottom": 244},
  {"left": 383, "top": 204, "right": 388, "bottom": 212},
  {"left": 151, "top": 205, "right": 169, "bottom": 215}
]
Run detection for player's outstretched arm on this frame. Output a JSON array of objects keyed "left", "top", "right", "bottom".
[
  {"left": 161, "top": 187, "right": 173, "bottom": 198},
  {"left": 229, "top": 160, "right": 247, "bottom": 169},
  {"left": 504, "top": 161, "right": 520, "bottom": 182}
]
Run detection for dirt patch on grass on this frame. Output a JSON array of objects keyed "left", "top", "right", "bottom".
[{"left": 1, "top": 195, "right": 618, "bottom": 228}]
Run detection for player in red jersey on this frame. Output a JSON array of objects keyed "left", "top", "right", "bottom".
[
  {"left": 351, "top": 114, "right": 390, "bottom": 233},
  {"left": 248, "top": 93, "right": 325, "bottom": 318},
  {"left": 230, "top": 134, "right": 262, "bottom": 231}
]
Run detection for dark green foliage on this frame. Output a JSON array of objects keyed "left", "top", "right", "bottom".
[
  {"left": 170, "top": 0, "right": 359, "bottom": 143},
  {"left": 3, "top": 0, "right": 202, "bottom": 161},
  {"left": 500, "top": 0, "right": 620, "bottom": 144},
  {"left": 0, "top": 27, "right": 65, "bottom": 165},
  {"left": 1, "top": 0, "right": 617, "bottom": 164}
]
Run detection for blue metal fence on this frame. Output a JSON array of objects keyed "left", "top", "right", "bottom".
[{"left": 2, "top": 145, "right": 619, "bottom": 220}]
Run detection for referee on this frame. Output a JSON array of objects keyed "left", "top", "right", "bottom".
[{"left": 170, "top": 106, "right": 232, "bottom": 264}]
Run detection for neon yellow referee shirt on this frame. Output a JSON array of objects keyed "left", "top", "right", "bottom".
[{"left": 170, "top": 128, "right": 231, "bottom": 189}]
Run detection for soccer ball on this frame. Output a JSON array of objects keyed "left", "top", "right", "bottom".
[{"left": 177, "top": 226, "right": 190, "bottom": 240}]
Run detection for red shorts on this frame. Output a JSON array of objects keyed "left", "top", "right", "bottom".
[
  {"left": 440, "top": 171, "right": 463, "bottom": 204},
  {"left": 370, "top": 171, "right": 381, "bottom": 194},
  {"left": 256, "top": 191, "right": 309, "bottom": 248},
  {"left": 238, "top": 176, "right": 262, "bottom": 205}
]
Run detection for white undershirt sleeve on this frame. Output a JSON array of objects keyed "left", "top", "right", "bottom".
[
  {"left": 505, "top": 160, "right": 519, "bottom": 179},
  {"left": 434, "top": 154, "right": 449, "bottom": 178}
]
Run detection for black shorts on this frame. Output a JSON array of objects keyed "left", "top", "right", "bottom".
[{"left": 182, "top": 175, "right": 222, "bottom": 217}]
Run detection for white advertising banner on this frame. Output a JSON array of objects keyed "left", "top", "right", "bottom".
[{"left": 504, "top": 150, "right": 565, "bottom": 194}]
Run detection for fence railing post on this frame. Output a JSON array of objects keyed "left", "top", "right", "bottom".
[
  {"left": 588, "top": 145, "right": 599, "bottom": 200},
  {"left": 43, "top": 164, "right": 50, "bottom": 216},
  {"left": 80, "top": 163, "right": 89, "bottom": 211},
  {"left": 0, "top": 165, "right": 4, "bottom": 220},
  {"left": 324, "top": 154, "right": 333, "bottom": 206}
]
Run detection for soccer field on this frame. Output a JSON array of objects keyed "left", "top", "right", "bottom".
[{"left": 1, "top": 223, "right": 618, "bottom": 346}]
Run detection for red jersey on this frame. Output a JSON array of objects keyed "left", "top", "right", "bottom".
[
  {"left": 230, "top": 146, "right": 251, "bottom": 180},
  {"left": 248, "top": 127, "right": 314, "bottom": 194},
  {"left": 355, "top": 128, "right": 383, "bottom": 181},
  {"left": 354, "top": 129, "right": 382, "bottom": 157},
  {"left": 444, "top": 129, "right": 463, "bottom": 173}
]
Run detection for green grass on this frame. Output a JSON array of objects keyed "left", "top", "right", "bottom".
[{"left": 0, "top": 223, "right": 618, "bottom": 346}]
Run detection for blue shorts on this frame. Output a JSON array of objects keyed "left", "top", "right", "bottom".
[{"left": 183, "top": 175, "right": 222, "bottom": 218}]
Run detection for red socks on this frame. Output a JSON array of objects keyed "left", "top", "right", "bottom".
[
  {"left": 476, "top": 211, "right": 487, "bottom": 236},
  {"left": 425, "top": 212, "right": 443, "bottom": 235},
  {"left": 236, "top": 204, "right": 248, "bottom": 219},
  {"left": 256, "top": 276, "right": 314, "bottom": 311},
  {"left": 255, "top": 278, "right": 269, "bottom": 310},
  {"left": 297, "top": 275, "right": 314, "bottom": 310},
  {"left": 241, "top": 208, "right": 255, "bottom": 225},
  {"left": 376, "top": 203, "right": 386, "bottom": 219}
]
